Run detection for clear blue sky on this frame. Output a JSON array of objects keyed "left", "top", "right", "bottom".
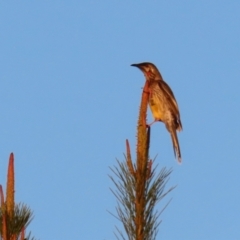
[{"left": 0, "top": 1, "right": 239, "bottom": 239}]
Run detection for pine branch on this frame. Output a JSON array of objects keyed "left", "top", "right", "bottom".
[
  {"left": 110, "top": 81, "right": 175, "bottom": 240},
  {"left": 0, "top": 153, "right": 37, "bottom": 240}
]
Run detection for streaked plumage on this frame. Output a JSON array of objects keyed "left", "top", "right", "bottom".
[{"left": 131, "top": 62, "right": 182, "bottom": 163}]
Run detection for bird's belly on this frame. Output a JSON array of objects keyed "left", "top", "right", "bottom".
[{"left": 149, "top": 99, "right": 164, "bottom": 120}]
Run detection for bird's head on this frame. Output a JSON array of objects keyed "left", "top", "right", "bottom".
[{"left": 131, "top": 62, "right": 163, "bottom": 81}]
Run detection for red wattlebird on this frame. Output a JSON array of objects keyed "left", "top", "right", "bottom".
[{"left": 131, "top": 62, "right": 183, "bottom": 163}]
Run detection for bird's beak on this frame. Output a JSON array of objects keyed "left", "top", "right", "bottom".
[
  {"left": 131, "top": 63, "right": 139, "bottom": 68},
  {"left": 131, "top": 63, "right": 138, "bottom": 67},
  {"left": 131, "top": 63, "right": 142, "bottom": 70}
]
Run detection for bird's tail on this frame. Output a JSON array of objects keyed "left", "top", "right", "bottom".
[{"left": 169, "top": 128, "right": 181, "bottom": 164}]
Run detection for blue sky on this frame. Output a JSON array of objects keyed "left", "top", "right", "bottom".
[{"left": 0, "top": 1, "right": 239, "bottom": 239}]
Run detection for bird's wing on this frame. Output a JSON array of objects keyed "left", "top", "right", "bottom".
[
  {"left": 157, "top": 81, "right": 179, "bottom": 113},
  {"left": 158, "top": 80, "right": 182, "bottom": 130}
]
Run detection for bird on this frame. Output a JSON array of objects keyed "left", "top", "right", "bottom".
[{"left": 131, "top": 62, "right": 182, "bottom": 163}]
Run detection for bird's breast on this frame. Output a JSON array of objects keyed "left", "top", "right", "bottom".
[{"left": 149, "top": 96, "right": 165, "bottom": 121}]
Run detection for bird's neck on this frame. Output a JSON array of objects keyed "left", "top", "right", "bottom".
[{"left": 148, "top": 78, "right": 161, "bottom": 83}]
